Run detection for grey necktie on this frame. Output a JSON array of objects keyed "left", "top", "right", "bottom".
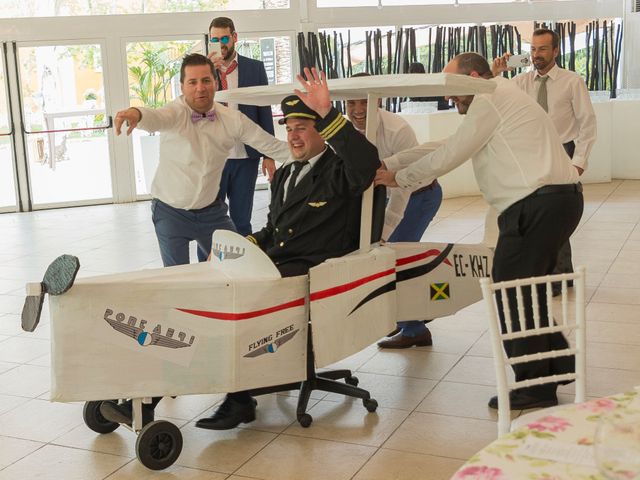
[{"left": 537, "top": 75, "right": 549, "bottom": 112}]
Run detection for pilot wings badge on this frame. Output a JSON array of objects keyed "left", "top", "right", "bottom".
[
  {"left": 243, "top": 328, "right": 299, "bottom": 358},
  {"left": 307, "top": 201, "right": 327, "bottom": 208}
]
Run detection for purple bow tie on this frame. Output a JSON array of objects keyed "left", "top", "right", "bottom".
[{"left": 191, "top": 111, "right": 216, "bottom": 123}]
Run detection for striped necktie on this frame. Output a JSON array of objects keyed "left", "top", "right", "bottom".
[{"left": 218, "top": 60, "right": 238, "bottom": 91}]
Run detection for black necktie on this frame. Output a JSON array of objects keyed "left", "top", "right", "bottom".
[{"left": 284, "top": 161, "right": 308, "bottom": 203}]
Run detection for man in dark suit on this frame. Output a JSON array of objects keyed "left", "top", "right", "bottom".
[
  {"left": 195, "top": 68, "right": 381, "bottom": 430},
  {"left": 209, "top": 17, "right": 276, "bottom": 236}
]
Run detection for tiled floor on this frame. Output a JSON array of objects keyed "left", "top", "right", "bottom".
[{"left": 1, "top": 181, "right": 640, "bottom": 479}]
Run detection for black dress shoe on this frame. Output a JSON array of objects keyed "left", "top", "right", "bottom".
[
  {"left": 488, "top": 391, "right": 558, "bottom": 410},
  {"left": 195, "top": 397, "right": 257, "bottom": 430},
  {"left": 99, "top": 400, "right": 155, "bottom": 427},
  {"left": 377, "top": 330, "right": 432, "bottom": 349}
]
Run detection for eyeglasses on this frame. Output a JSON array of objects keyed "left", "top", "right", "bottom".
[{"left": 210, "top": 35, "right": 232, "bottom": 44}]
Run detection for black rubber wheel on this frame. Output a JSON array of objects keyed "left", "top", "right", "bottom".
[
  {"left": 345, "top": 376, "right": 359, "bottom": 387},
  {"left": 83, "top": 401, "right": 119, "bottom": 434},
  {"left": 363, "top": 398, "right": 378, "bottom": 413},
  {"left": 135, "top": 420, "right": 183, "bottom": 471},
  {"left": 298, "top": 413, "right": 313, "bottom": 428}
]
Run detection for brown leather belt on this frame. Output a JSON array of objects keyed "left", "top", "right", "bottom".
[{"left": 412, "top": 180, "right": 438, "bottom": 195}]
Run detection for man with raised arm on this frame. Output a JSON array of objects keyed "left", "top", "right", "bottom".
[
  {"left": 113, "top": 53, "right": 289, "bottom": 268},
  {"left": 195, "top": 67, "right": 381, "bottom": 429}
]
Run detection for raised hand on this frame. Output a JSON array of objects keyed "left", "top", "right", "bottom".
[
  {"left": 293, "top": 67, "right": 331, "bottom": 118},
  {"left": 491, "top": 53, "right": 512, "bottom": 76}
]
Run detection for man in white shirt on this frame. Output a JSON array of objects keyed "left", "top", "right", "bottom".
[
  {"left": 208, "top": 17, "right": 276, "bottom": 236},
  {"left": 492, "top": 29, "right": 597, "bottom": 289},
  {"left": 114, "top": 53, "right": 289, "bottom": 268},
  {"left": 376, "top": 52, "right": 583, "bottom": 410},
  {"left": 344, "top": 76, "right": 443, "bottom": 349}
]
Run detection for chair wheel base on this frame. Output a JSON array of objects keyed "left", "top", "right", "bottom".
[
  {"left": 298, "top": 413, "right": 313, "bottom": 428},
  {"left": 363, "top": 398, "right": 378, "bottom": 412}
]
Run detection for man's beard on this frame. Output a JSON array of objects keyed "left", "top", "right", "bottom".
[{"left": 224, "top": 45, "right": 236, "bottom": 62}]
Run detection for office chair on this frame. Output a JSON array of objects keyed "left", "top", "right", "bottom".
[{"left": 249, "top": 185, "right": 387, "bottom": 427}]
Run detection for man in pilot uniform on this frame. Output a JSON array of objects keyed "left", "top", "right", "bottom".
[{"left": 195, "top": 68, "right": 381, "bottom": 429}]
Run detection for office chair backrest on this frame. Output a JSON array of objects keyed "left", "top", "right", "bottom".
[
  {"left": 370, "top": 185, "right": 387, "bottom": 244},
  {"left": 480, "top": 267, "right": 587, "bottom": 436}
]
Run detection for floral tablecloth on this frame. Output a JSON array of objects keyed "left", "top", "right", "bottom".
[{"left": 452, "top": 389, "right": 640, "bottom": 480}]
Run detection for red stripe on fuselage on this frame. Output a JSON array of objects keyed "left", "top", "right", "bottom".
[
  {"left": 176, "top": 267, "right": 395, "bottom": 321},
  {"left": 395, "top": 249, "right": 452, "bottom": 267},
  {"left": 309, "top": 267, "right": 396, "bottom": 301}
]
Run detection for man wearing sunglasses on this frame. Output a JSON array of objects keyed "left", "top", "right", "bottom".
[{"left": 208, "top": 16, "right": 276, "bottom": 237}]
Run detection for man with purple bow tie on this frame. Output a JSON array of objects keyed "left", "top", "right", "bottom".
[{"left": 114, "top": 53, "right": 290, "bottom": 267}]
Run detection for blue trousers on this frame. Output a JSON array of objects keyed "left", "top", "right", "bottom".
[
  {"left": 388, "top": 182, "right": 443, "bottom": 337},
  {"left": 151, "top": 199, "right": 236, "bottom": 267},
  {"left": 218, "top": 158, "right": 260, "bottom": 236}
]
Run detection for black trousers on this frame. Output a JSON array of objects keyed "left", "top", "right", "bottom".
[
  {"left": 553, "top": 140, "right": 578, "bottom": 277},
  {"left": 492, "top": 185, "right": 584, "bottom": 397}
]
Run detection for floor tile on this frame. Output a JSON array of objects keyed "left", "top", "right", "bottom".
[
  {"left": 442, "top": 355, "right": 497, "bottom": 386},
  {"left": 0, "top": 444, "right": 129, "bottom": 480},
  {"left": 353, "top": 448, "right": 464, "bottom": 480},
  {"left": 236, "top": 434, "right": 376, "bottom": 480},
  {"left": 0, "top": 393, "right": 29, "bottom": 416},
  {"left": 324, "top": 372, "right": 437, "bottom": 411},
  {"left": 175, "top": 423, "right": 276, "bottom": 474},
  {"left": 0, "top": 436, "right": 43, "bottom": 469},
  {"left": 104, "top": 461, "right": 228, "bottom": 479},
  {"left": 0, "top": 336, "right": 50, "bottom": 363},
  {"left": 383, "top": 412, "right": 496, "bottom": 460},
  {"left": 415, "top": 381, "right": 501, "bottom": 421},
  {"left": 283, "top": 400, "right": 409, "bottom": 446},
  {"left": 0, "top": 398, "right": 83, "bottom": 443},
  {"left": 0, "top": 364, "right": 49, "bottom": 397},
  {"left": 358, "top": 350, "right": 461, "bottom": 381}
]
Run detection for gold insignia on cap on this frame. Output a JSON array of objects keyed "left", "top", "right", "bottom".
[
  {"left": 308, "top": 201, "right": 327, "bottom": 208},
  {"left": 285, "top": 99, "right": 300, "bottom": 106}
]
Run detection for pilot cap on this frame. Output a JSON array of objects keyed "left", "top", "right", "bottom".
[{"left": 279, "top": 95, "right": 319, "bottom": 125}]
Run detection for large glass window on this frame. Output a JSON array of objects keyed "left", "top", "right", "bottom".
[
  {"left": 0, "top": 0, "right": 289, "bottom": 18},
  {"left": 18, "top": 43, "right": 113, "bottom": 206},
  {"left": 0, "top": 49, "right": 16, "bottom": 210}
]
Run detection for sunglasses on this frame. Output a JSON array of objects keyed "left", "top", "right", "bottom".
[{"left": 209, "top": 35, "right": 232, "bottom": 44}]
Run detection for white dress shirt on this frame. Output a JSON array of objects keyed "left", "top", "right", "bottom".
[
  {"left": 281, "top": 148, "right": 326, "bottom": 203},
  {"left": 512, "top": 64, "right": 597, "bottom": 170},
  {"left": 138, "top": 96, "right": 290, "bottom": 210},
  {"left": 220, "top": 52, "right": 248, "bottom": 159},
  {"left": 358, "top": 109, "right": 419, "bottom": 240},
  {"left": 385, "top": 77, "right": 579, "bottom": 213}
]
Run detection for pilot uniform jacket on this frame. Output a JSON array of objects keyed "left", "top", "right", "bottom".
[{"left": 249, "top": 108, "right": 380, "bottom": 272}]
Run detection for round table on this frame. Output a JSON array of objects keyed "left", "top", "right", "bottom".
[{"left": 451, "top": 389, "right": 640, "bottom": 479}]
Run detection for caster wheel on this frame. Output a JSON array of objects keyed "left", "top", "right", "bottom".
[
  {"left": 83, "top": 400, "right": 119, "bottom": 434},
  {"left": 363, "top": 398, "right": 378, "bottom": 413},
  {"left": 298, "top": 413, "right": 313, "bottom": 428},
  {"left": 136, "top": 420, "right": 183, "bottom": 471},
  {"left": 345, "top": 376, "right": 359, "bottom": 387}
]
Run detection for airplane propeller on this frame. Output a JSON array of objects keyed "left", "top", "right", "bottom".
[{"left": 22, "top": 254, "right": 80, "bottom": 332}]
